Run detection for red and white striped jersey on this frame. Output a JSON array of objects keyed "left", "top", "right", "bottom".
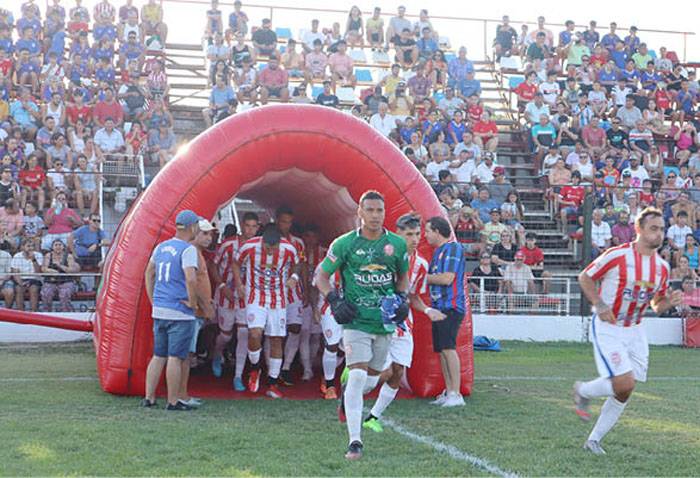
[
  {"left": 396, "top": 251, "right": 429, "bottom": 338},
  {"left": 306, "top": 243, "right": 328, "bottom": 271},
  {"left": 236, "top": 237, "right": 300, "bottom": 309},
  {"left": 313, "top": 262, "right": 340, "bottom": 314},
  {"left": 214, "top": 237, "right": 243, "bottom": 309},
  {"left": 583, "top": 242, "right": 669, "bottom": 327},
  {"left": 284, "top": 234, "right": 306, "bottom": 304}
]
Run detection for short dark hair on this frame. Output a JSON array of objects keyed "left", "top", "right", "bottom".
[
  {"left": 262, "top": 224, "right": 281, "bottom": 246},
  {"left": 242, "top": 212, "right": 259, "bottom": 222},
  {"left": 438, "top": 169, "right": 451, "bottom": 181},
  {"left": 223, "top": 224, "right": 237, "bottom": 237},
  {"left": 396, "top": 212, "right": 421, "bottom": 231},
  {"left": 275, "top": 205, "right": 294, "bottom": 218},
  {"left": 359, "top": 190, "right": 384, "bottom": 205},
  {"left": 427, "top": 216, "right": 451, "bottom": 238}
]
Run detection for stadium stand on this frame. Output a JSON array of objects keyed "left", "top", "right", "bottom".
[{"left": 0, "top": 1, "right": 698, "bottom": 318}]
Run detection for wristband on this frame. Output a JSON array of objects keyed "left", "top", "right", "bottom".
[
  {"left": 291, "top": 273, "right": 300, "bottom": 282},
  {"left": 425, "top": 307, "right": 434, "bottom": 314},
  {"left": 217, "top": 283, "right": 226, "bottom": 290}
]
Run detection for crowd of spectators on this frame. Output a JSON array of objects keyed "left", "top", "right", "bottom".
[
  {"left": 0, "top": 0, "right": 171, "bottom": 311},
  {"left": 497, "top": 15, "right": 700, "bottom": 286}
]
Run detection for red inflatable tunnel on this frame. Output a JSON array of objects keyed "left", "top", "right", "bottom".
[{"left": 93, "top": 104, "right": 473, "bottom": 397}]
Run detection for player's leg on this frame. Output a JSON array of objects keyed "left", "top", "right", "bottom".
[
  {"left": 281, "top": 301, "right": 302, "bottom": 385},
  {"left": 179, "top": 318, "right": 204, "bottom": 407},
  {"left": 320, "top": 311, "right": 342, "bottom": 399},
  {"left": 233, "top": 308, "right": 249, "bottom": 391},
  {"left": 245, "top": 305, "right": 266, "bottom": 393},
  {"left": 142, "top": 319, "right": 168, "bottom": 406},
  {"left": 165, "top": 320, "right": 195, "bottom": 409},
  {"left": 298, "top": 306, "right": 313, "bottom": 381},
  {"left": 366, "top": 335, "right": 412, "bottom": 430},
  {"left": 341, "top": 329, "right": 374, "bottom": 459},
  {"left": 211, "top": 307, "right": 236, "bottom": 378},
  {"left": 265, "top": 308, "right": 287, "bottom": 398}
]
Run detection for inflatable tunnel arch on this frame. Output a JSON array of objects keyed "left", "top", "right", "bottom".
[{"left": 94, "top": 104, "right": 473, "bottom": 397}]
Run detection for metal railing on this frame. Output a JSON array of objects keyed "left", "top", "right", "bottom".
[{"left": 469, "top": 276, "right": 572, "bottom": 316}]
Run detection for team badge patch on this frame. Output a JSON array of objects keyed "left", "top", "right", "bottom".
[
  {"left": 611, "top": 352, "right": 622, "bottom": 366},
  {"left": 384, "top": 244, "right": 394, "bottom": 256}
]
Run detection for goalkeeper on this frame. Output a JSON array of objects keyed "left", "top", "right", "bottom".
[{"left": 316, "top": 190, "right": 409, "bottom": 461}]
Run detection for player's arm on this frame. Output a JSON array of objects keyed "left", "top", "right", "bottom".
[
  {"left": 231, "top": 257, "right": 244, "bottom": 296},
  {"left": 144, "top": 259, "right": 155, "bottom": 303},
  {"left": 650, "top": 284, "right": 682, "bottom": 315},
  {"left": 318, "top": 238, "right": 356, "bottom": 324},
  {"left": 181, "top": 246, "right": 199, "bottom": 309},
  {"left": 578, "top": 268, "right": 615, "bottom": 323}
]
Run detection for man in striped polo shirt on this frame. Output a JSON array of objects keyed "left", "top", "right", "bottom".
[{"left": 425, "top": 216, "right": 467, "bottom": 408}]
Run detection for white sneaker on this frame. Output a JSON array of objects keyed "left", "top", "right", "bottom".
[
  {"left": 429, "top": 390, "right": 448, "bottom": 405},
  {"left": 180, "top": 397, "right": 203, "bottom": 408},
  {"left": 441, "top": 393, "right": 465, "bottom": 408}
]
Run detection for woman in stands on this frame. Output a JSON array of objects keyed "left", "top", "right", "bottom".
[
  {"left": 125, "top": 121, "right": 147, "bottom": 157},
  {"left": 671, "top": 254, "right": 698, "bottom": 282},
  {"left": 644, "top": 145, "right": 664, "bottom": 181},
  {"left": 425, "top": 50, "right": 447, "bottom": 88},
  {"left": 41, "top": 239, "right": 81, "bottom": 312},
  {"left": 344, "top": 6, "right": 363, "bottom": 49},
  {"left": 643, "top": 99, "right": 670, "bottom": 136}
]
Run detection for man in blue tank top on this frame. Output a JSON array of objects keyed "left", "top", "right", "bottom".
[{"left": 142, "top": 210, "right": 200, "bottom": 411}]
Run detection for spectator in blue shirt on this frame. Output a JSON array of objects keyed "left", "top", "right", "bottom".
[
  {"left": 601, "top": 22, "right": 621, "bottom": 51},
  {"left": 203, "top": 74, "right": 235, "bottom": 127},
  {"left": 416, "top": 27, "right": 438, "bottom": 61},
  {"left": 471, "top": 187, "right": 501, "bottom": 223},
  {"left": 70, "top": 213, "right": 109, "bottom": 268},
  {"left": 425, "top": 216, "right": 467, "bottom": 407},
  {"left": 460, "top": 71, "right": 481, "bottom": 98},
  {"left": 447, "top": 46, "right": 474, "bottom": 95},
  {"left": 624, "top": 26, "right": 641, "bottom": 55},
  {"left": 15, "top": 27, "right": 41, "bottom": 60},
  {"left": 0, "top": 24, "right": 13, "bottom": 54}
]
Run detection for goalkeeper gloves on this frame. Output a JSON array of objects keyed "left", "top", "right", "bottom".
[{"left": 326, "top": 290, "right": 357, "bottom": 325}]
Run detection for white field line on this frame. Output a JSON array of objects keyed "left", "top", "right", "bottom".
[
  {"left": 381, "top": 415, "right": 519, "bottom": 478},
  {"left": 476, "top": 376, "right": 700, "bottom": 382},
  {"left": 0, "top": 376, "right": 97, "bottom": 382}
]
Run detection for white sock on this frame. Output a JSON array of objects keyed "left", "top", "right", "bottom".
[
  {"left": 588, "top": 397, "right": 627, "bottom": 442},
  {"left": 370, "top": 383, "right": 398, "bottom": 419},
  {"left": 234, "top": 328, "right": 248, "bottom": 378},
  {"left": 268, "top": 357, "right": 282, "bottom": 379},
  {"left": 322, "top": 349, "right": 337, "bottom": 381},
  {"left": 282, "top": 332, "right": 300, "bottom": 371},
  {"left": 248, "top": 348, "right": 261, "bottom": 366},
  {"left": 579, "top": 377, "right": 614, "bottom": 399},
  {"left": 213, "top": 331, "right": 231, "bottom": 359},
  {"left": 363, "top": 374, "right": 380, "bottom": 395},
  {"left": 345, "top": 368, "right": 367, "bottom": 444},
  {"left": 299, "top": 328, "right": 311, "bottom": 374}
]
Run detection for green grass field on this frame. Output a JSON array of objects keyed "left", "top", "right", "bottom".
[{"left": 1, "top": 341, "right": 698, "bottom": 476}]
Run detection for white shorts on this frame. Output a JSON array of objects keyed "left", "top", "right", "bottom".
[
  {"left": 286, "top": 300, "right": 303, "bottom": 326},
  {"left": 246, "top": 304, "right": 287, "bottom": 337},
  {"left": 385, "top": 333, "right": 414, "bottom": 368},
  {"left": 300, "top": 305, "right": 322, "bottom": 334},
  {"left": 234, "top": 306, "right": 247, "bottom": 326},
  {"left": 591, "top": 315, "right": 649, "bottom": 382},
  {"left": 217, "top": 307, "right": 236, "bottom": 333},
  {"left": 321, "top": 311, "right": 342, "bottom": 346}
]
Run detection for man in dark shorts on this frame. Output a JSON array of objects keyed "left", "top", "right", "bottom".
[{"left": 425, "top": 216, "right": 467, "bottom": 408}]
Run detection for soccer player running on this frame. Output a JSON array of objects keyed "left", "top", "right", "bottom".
[
  {"left": 574, "top": 207, "right": 681, "bottom": 455},
  {"left": 142, "top": 210, "right": 200, "bottom": 411},
  {"left": 363, "top": 213, "right": 446, "bottom": 432},
  {"left": 211, "top": 213, "right": 260, "bottom": 391},
  {"left": 316, "top": 190, "right": 410, "bottom": 460},
  {"left": 233, "top": 224, "right": 301, "bottom": 399}
]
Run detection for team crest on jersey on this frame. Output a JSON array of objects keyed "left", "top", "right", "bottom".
[
  {"left": 384, "top": 244, "right": 395, "bottom": 256},
  {"left": 610, "top": 352, "right": 622, "bottom": 366},
  {"left": 326, "top": 251, "right": 337, "bottom": 263}
]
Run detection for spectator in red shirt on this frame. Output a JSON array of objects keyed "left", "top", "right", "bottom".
[
  {"left": 518, "top": 232, "right": 552, "bottom": 294},
  {"left": 472, "top": 110, "right": 499, "bottom": 152},
  {"left": 66, "top": 90, "right": 93, "bottom": 127},
  {"left": 558, "top": 171, "right": 585, "bottom": 232},
  {"left": 93, "top": 88, "right": 124, "bottom": 127},
  {"left": 42, "top": 190, "right": 83, "bottom": 251},
  {"left": 19, "top": 153, "right": 46, "bottom": 211},
  {"left": 258, "top": 55, "right": 289, "bottom": 104},
  {"left": 453, "top": 205, "right": 483, "bottom": 256},
  {"left": 581, "top": 116, "right": 606, "bottom": 155},
  {"left": 513, "top": 71, "right": 538, "bottom": 110}
]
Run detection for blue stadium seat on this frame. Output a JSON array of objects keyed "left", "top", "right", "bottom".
[
  {"left": 311, "top": 86, "right": 323, "bottom": 99},
  {"left": 648, "top": 49, "right": 657, "bottom": 59},
  {"left": 433, "top": 91, "right": 445, "bottom": 103},
  {"left": 509, "top": 76, "right": 525, "bottom": 89},
  {"left": 276, "top": 27, "right": 292, "bottom": 39},
  {"left": 356, "top": 69, "right": 372, "bottom": 82},
  {"left": 444, "top": 53, "right": 456, "bottom": 63}
]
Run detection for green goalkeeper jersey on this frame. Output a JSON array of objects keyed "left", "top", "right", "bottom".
[{"left": 321, "top": 228, "right": 409, "bottom": 335}]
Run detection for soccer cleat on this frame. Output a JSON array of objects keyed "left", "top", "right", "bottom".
[
  {"left": 340, "top": 366, "right": 349, "bottom": 385},
  {"left": 429, "top": 390, "right": 448, "bottom": 406},
  {"left": 211, "top": 356, "right": 223, "bottom": 378},
  {"left": 180, "top": 397, "right": 203, "bottom": 408},
  {"left": 280, "top": 370, "right": 295, "bottom": 386},
  {"left": 140, "top": 398, "right": 158, "bottom": 408},
  {"left": 363, "top": 416, "right": 384, "bottom": 433},
  {"left": 441, "top": 393, "right": 466, "bottom": 408},
  {"left": 233, "top": 376, "right": 246, "bottom": 392},
  {"left": 248, "top": 369, "right": 261, "bottom": 393},
  {"left": 320, "top": 381, "right": 327, "bottom": 395},
  {"left": 583, "top": 440, "right": 606, "bottom": 455},
  {"left": 266, "top": 384, "right": 284, "bottom": 399},
  {"left": 324, "top": 386, "right": 338, "bottom": 400},
  {"left": 573, "top": 381, "right": 591, "bottom": 422},
  {"left": 166, "top": 401, "right": 192, "bottom": 411},
  {"left": 344, "top": 440, "right": 363, "bottom": 460}
]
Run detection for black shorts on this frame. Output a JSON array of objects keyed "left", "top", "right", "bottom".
[{"left": 432, "top": 308, "right": 464, "bottom": 352}]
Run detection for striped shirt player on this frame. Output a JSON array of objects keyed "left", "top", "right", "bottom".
[
  {"left": 237, "top": 236, "right": 299, "bottom": 336},
  {"left": 284, "top": 233, "right": 306, "bottom": 326},
  {"left": 314, "top": 261, "right": 343, "bottom": 399},
  {"left": 214, "top": 236, "right": 244, "bottom": 333},
  {"left": 305, "top": 241, "right": 328, "bottom": 333},
  {"left": 574, "top": 208, "right": 681, "bottom": 455}
]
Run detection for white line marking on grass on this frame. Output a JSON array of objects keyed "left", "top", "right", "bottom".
[
  {"left": 381, "top": 416, "right": 519, "bottom": 478},
  {"left": 476, "top": 376, "right": 700, "bottom": 382},
  {"left": 0, "top": 376, "right": 97, "bottom": 382}
]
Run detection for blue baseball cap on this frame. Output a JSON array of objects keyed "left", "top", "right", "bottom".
[{"left": 175, "top": 210, "right": 199, "bottom": 227}]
